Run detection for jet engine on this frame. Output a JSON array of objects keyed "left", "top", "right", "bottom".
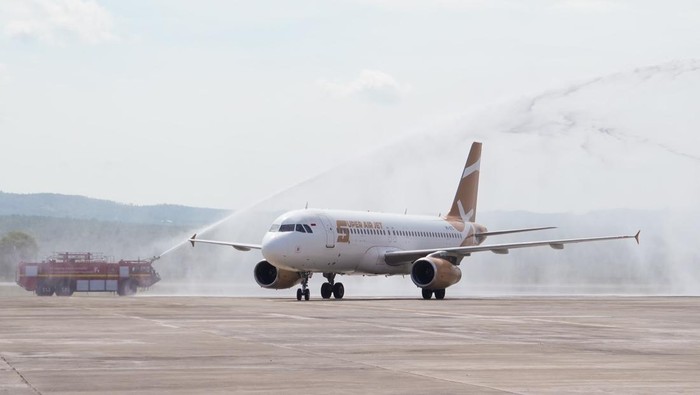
[
  {"left": 410, "top": 257, "right": 462, "bottom": 289},
  {"left": 253, "top": 260, "right": 302, "bottom": 289}
]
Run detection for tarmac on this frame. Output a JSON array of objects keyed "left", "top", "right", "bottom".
[{"left": 1, "top": 295, "right": 699, "bottom": 394}]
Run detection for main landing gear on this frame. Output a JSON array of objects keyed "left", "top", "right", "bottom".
[
  {"left": 421, "top": 288, "right": 446, "bottom": 300},
  {"left": 320, "top": 273, "right": 344, "bottom": 300},
  {"left": 296, "top": 272, "right": 311, "bottom": 301}
]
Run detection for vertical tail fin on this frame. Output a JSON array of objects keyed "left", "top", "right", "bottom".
[{"left": 446, "top": 142, "right": 482, "bottom": 223}]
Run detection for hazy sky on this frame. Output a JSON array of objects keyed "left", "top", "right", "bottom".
[{"left": 1, "top": 0, "right": 699, "bottom": 209}]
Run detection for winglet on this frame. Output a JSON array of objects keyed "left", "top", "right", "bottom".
[
  {"left": 634, "top": 230, "right": 640, "bottom": 245},
  {"left": 189, "top": 233, "right": 197, "bottom": 247}
]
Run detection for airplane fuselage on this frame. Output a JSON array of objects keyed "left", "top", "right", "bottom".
[{"left": 261, "top": 209, "right": 485, "bottom": 275}]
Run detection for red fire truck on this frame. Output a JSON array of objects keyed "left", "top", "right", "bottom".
[{"left": 16, "top": 252, "right": 161, "bottom": 296}]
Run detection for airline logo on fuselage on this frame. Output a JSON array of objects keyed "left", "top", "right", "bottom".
[{"left": 336, "top": 220, "right": 384, "bottom": 243}]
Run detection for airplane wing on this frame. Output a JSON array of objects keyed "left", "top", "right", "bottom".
[
  {"left": 384, "top": 231, "right": 640, "bottom": 265},
  {"left": 188, "top": 233, "right": 262, "bottom": 252},
  {"left": 476, "top": 226, "right": 556, "bottom": 237}
]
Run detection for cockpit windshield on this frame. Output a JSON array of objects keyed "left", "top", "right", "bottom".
[
  {"left": 278, "top": 224, "right": 295, "bottom": 232},
  {"left": 271, "top": 223, "right": 314, "bottom": 233}
]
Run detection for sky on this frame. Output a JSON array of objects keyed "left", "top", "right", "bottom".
[{"left": 1, "top": 0, "right": 699, "bottom": 210}]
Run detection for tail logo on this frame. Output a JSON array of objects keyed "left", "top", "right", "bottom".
[{"left": 456, "top": 158, "right": 480, "bottom": 223}]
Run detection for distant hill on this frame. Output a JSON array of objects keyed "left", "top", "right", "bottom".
[{"left": 0, "top": 192, "right": 230, "bottom": 227}]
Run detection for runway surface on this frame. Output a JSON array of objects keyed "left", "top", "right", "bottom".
[{"left": 1, "top": 295, "right": 699, "bottom": 394}]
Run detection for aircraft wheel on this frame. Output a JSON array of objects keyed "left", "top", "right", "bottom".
[
  {"left": 421, "top": 289, "right": 433, "bottom": 300},
  {"left": 321, "top": 282, "right": 332, "bottom": 299},
  {"left": 434, "top": 289, "right": 446, "bottom": 300},
  {"left": 332, "top": 282, "right": 344, "bottom": 299},
  {"left": 304, "top": 288, "right": 310, "bottom": 301},
  {"left": 296, "top": 288, "right": 302, "bottom": 301}
]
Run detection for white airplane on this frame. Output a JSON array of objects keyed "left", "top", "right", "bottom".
[{"left": 190, "top": 142, "right": 639, "bottom": 301}]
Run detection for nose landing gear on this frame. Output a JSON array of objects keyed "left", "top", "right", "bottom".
[{"left": 296, "top": 272, "right": 311, "bottom": 301}]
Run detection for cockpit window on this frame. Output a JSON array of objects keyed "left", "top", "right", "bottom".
[
  {"left": 279, "top": 224, "right": 295, "bottom": 232},
  {"left": 276, "top": 223, "right": 313, "bottom": 233}
]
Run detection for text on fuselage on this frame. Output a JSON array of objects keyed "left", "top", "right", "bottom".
[{"left": 336, "top": 220, "right": 384, "bottom": 243}]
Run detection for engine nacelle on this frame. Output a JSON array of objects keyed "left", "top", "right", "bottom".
[
  {"left": 411, "top": 257, "right": 462, "bottom": 290},
  {"left": 254, "top": 260, "right": 302, "bottom": 289}
]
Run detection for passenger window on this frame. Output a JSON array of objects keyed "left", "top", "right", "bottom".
[
  {"left": 296, "top": 224, "right": 306, "bottom": 233},
  {"left": 279, "top": 224, "right": 294, "bottom": 232},
  {"left": 303, "top": 224, "right": 312, "bottom": 233}
]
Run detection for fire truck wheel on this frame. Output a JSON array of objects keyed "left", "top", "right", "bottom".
[
  {"left": 55, "top": 282, "right": 74, "bottom": 297},
  {"left": 36, "top": 282, "right": 54, "bottom": 297}
]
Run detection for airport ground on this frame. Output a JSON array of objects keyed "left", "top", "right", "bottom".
[{"left": 1, "top": 293, "right": 699, "bottom": 394}]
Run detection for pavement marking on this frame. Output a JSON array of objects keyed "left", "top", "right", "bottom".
[
  {"left": 0, "top": 354, "right": 42, "bottom": 395},
  {"left": 121, "top": 315, "right": 180, "bottom": 329},
  {"left": 267, "top": 313, "right": 316, "bottom": 320},
  {"left": 530, "top": 318, "right": 621, "bottom": 329}
]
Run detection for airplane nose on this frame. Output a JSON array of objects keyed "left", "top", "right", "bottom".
[{"left": 261, "top": 234, "right": 288, "bottom": 263}]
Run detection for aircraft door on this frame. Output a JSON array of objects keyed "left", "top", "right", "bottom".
[{"left": 317, "top": 214, "right": 336, "bottom": 248}]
